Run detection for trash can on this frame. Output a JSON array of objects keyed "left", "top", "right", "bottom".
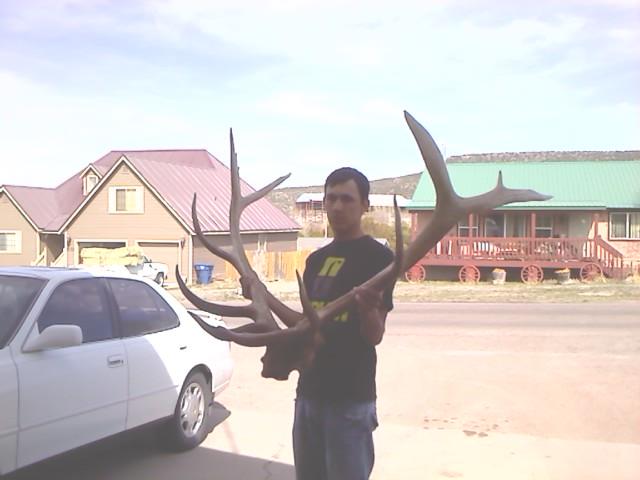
[{"left": 194, "top": 263, "right": 214, "bottom": 284}]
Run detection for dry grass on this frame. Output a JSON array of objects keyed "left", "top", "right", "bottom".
[{"left": 168, "top": 277, "right": 640, "bottom": 305}]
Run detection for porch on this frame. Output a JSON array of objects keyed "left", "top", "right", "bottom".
[{"left": 407, "top": 210, "right": 630, "bottom": 282}]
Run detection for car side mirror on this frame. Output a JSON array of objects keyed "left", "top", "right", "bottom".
[{"left": 23, "top": 325, "right": 83, "bottom": 353}]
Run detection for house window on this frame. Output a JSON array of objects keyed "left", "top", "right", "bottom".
[
  {"left": 0, "top": 231, "right": 22, "bottom": 254},
  {"left": 609, "top": 212, "right": 640, "bottom": 240},
  {"left": 83, "top": 174, "right": 99, "bottom": 195},
  {"left": 108, "top": 187, "right": 144, "bottom": 213},
  {"left": 458, "top": 216, "right": 478, "bottom": 237},
  {"left": 535, "top": 215, "right": 553, "bottom": 238}
]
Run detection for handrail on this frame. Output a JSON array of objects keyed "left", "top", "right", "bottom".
[
  {"left": 30, "top": 251, "right": 46, "bottom": 266},
  {"left": 51, "top": 251, "right": 66, "bottom": 267},
  {"left": 594, "top": 235, "right": 624, "bottom": 271}
]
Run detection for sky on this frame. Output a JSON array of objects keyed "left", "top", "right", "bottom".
[{"left": 1, "top": 0, "right": 639, "bottom": 191}]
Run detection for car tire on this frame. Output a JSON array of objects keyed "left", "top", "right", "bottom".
[
  {"left": 155, "top": 273, "right": 165, "bottom": 286},
  {"left": 164, "top": 372, "right": 212, "bottom": 451}
]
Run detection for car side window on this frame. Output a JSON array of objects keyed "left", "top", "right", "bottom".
[
  {"left": 38, "top": 278, "right": 114, "bottom": 343},
  {"left": 107, "top": 279, "right": 179, "bottom": 337}
]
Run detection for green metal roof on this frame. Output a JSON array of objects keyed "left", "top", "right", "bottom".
[{"left": 409, "top": 160, "right": 640, "bottom": 210}]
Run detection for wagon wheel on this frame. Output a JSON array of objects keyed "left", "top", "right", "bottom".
[
  {"left": 520, "top": 264, "right": 543, "bottom": 284},
  {"left": 404, "top": 264, "right": 426, "bottom": 282},
  {"left": 458, "top": 265, "right": 480, "bottom": 283},
  {"left": 580, "top": 262, "right": 603, "bottom": 282}
]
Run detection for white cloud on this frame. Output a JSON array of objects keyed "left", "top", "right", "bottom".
[
  {"left": 1, "top": 0, "right": 638, "bottom": 191},
  {"left": 257, "top": 91, "right": 356, "bottom": 124}
]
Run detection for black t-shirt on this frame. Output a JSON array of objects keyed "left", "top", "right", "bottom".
[{"left": 296, "top": 235, "right": 394, "bottom": 403}]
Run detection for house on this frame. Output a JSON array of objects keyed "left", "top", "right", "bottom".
[
  {"left": 0, "top": 150, "right": 300, "bottom": 283},
  {"left": 294, "top": 193, "right": 411, "bottom": 234},
  {"left": 407, "top": 152, "right": 640, "bottom": 282}
]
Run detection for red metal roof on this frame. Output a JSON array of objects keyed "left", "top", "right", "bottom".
[{"left": 3, "top": 149, "right": 300, "bottom": 233}]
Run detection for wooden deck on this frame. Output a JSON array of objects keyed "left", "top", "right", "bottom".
[{"left": 408, "top": 235, "right": 629, "bottom": 282}]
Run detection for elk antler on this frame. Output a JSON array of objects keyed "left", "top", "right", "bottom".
[{"left": 178, "top": 111, "right": 552, "bottom": 380}]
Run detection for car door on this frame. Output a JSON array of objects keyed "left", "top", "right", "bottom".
[
  {"left": 106, "top": 278, "right": 190, "bottom": 429},
  {"left": 0, "top": 346, "right": 18, "bottom": 475},
  {"left": 13, "top": 278, "right": 127, "bottom": 469}
]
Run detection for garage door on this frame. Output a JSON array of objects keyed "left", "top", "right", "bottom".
[{"left": 137, "top": 242, "right": 180, "bottom": 274}]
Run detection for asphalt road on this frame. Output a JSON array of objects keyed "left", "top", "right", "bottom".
[
  {"left": 8, "top": 302, "right": 640, "bottom": 480},
  {"left": 389, "top": 302, "right": 640, "bottom": 327}
]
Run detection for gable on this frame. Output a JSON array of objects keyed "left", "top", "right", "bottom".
[
  {"left": 66, "top": 162, "right": 189, "bottom": 239},
  {"left": 0, "top": 188, "right": 41, "bottom": 231}
]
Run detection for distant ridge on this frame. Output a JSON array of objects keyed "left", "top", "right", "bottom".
[
  {"left": 267, "top": 172, "right": 421, "bottom": 216},
  {"left": 447, "top": 150, "right": 640, "bottom": 163}
]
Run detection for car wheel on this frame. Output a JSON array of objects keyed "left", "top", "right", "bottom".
[
  {"left": 164, "top": 372, "right": 212, "bottom": 451},
  {"left": 155, "top": 272, "right": 165, "bottom": 286}
]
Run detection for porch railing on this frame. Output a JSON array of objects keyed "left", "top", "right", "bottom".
[{"left": 425, "top": 236, "right": 623, "bottom": 265}]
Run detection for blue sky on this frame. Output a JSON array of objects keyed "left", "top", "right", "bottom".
[{"left": 1, "top": 0, "right": 639, "bottom": 190}]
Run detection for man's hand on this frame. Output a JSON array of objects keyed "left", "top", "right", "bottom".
[
  {"left": 353, "top": 285, "right": 387, "bottom": 346},
  {"left": 353, "top": 285, "right": 384, "bottom": 314}
]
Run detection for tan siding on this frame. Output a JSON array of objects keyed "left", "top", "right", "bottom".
[
  {"left": 0, "top": 193, "right": 38, "bottom": 266},
  {"left": 260, "top": 231, "right": 298, "bottom": 251},
  {"left": 66, "top": 165, "right": 190, "bottom": 273},
  {"left": 193, "top": 231, "right": 298, "bottom": 280},
  {"left": 597, "top": 217, "right": 640, "bottom": 264}
]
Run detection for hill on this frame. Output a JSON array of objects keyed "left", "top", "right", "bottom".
[{"left": 267, "top": 172, "right": 422, "bottom": 216}]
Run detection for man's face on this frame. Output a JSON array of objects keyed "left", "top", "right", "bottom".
[{"left": 324, "top": 179, "right": 368, "bottom": 238}]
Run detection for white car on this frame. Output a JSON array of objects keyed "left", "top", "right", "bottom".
[{"left": 0, "top": 267, "right": 233, "bottom": 476}]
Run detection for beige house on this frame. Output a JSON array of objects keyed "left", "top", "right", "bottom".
[{"left": 0, "top": 150, "right": 299, "bottom": 283}]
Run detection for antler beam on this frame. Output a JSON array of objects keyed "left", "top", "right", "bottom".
[{"left": 177, "top": 111, "right": 552, "bottom": 380}]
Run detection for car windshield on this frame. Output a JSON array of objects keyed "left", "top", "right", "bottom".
[{"left": 0, "top": 275, "right": 46, "bottom": 348}]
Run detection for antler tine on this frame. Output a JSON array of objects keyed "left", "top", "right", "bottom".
[
  {"left": 175, "top": 265, "right": 256, "bottom": 317},
  {"left": 228, "top": 129, "right": 290, "bottom": 275},
  {"left": 175, "top": 129, "right": 293, "bottom": 343},
  {"left": 390, "top": 195, "right": 404, "bottom": 282},
  {"left": 182, "top": 129, "right": 295, "bottom": 342},
  {"left": 400, "top": 110, "right": 552, "bottom": 270},
  {"left": 173, "top": 194, "right": 260, "bottom": 320}
]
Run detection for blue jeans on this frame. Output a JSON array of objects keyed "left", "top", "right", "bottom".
[{"left": 293, "top": 396, "right": 378, "bottom": 480}]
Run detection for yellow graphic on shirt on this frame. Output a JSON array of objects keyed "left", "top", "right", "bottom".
[
  {"left": 317, "top": 257, "right": 345, "bottom": 277},
  {"left": 311, "top": 300, "right": 349, "bottom": 322},
  {"left": 313, "top": 257, "right": 348, "bottom": 322}
]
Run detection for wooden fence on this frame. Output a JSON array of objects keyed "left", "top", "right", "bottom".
[{"left": 224, "top": 250, "right": 313, "bottom": 281}]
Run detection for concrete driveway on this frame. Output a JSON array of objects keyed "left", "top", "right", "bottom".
[{"left": 9, "top": 302, "right": 640, "bottom": 480}]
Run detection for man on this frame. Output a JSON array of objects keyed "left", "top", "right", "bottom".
[
  {"left": 241, "top": 167, "right": 393, "bottom": 479},
  {"left": 293, "top": 167, "right": 394, "bottom": 480}
]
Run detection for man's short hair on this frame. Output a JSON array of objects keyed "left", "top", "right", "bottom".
[{"left": 324, "top": 167, "right": 370, "bottom": 201}]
